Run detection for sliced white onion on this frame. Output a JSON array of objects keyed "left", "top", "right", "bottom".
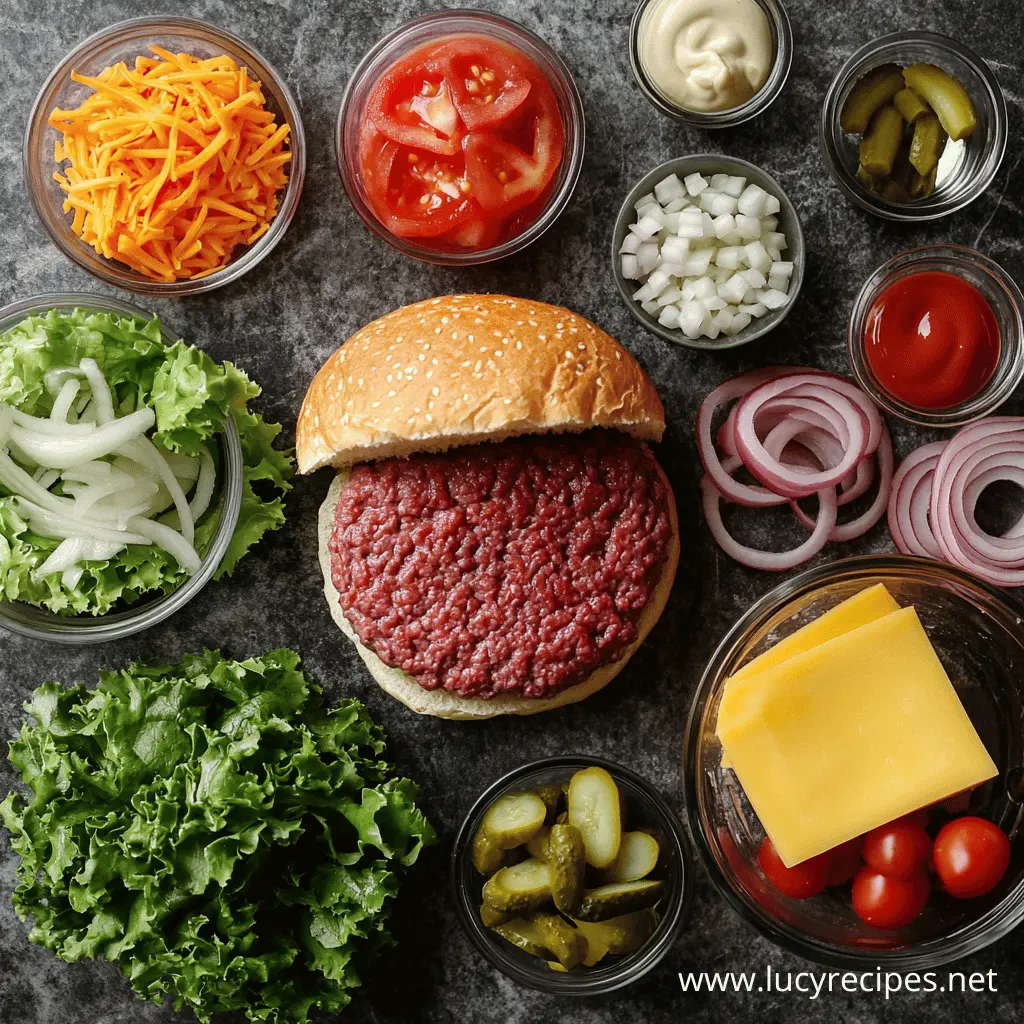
[
  {"left": 118, "top": 435, "right": 195, "bottom": 544},
  {"left": 128, "top": 516, "right": 201, "bottom": 574},
  {"left": 50, "top": 379, "right": 81, "bottom": 424},
  {"left": 11, "top": 408, "right": 156, "bottom": 469},
  {"left": 79, "top": 358, "right": 115, "bottom": 424},
  {"left": 34, "top": 537, "right": 125, "bottom": 581}
]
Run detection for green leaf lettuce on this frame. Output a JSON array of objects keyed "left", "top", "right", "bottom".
[
  {"left": 0, "top": 648, "right": 435, "bottom": 1023},
  {"left": 0, "top": 308, "right": 294, "bottom": 613}
]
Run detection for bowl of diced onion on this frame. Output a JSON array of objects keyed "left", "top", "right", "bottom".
[
  {"left": 0, "top": 293, "right": 243, "bottom": 644},
  {"left": 611, "top": 156, "right": 805, "bottom": 350}
]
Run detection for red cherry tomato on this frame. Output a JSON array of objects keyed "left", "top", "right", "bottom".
[
  {"left": 826, "top": 837, "right": 864, "bottom": 887},
  {"left": 932, "top": 817, "right": 1011, "bottom": 899},
  {"left": 862, "top": 818, "right": 933, "bottom": 880},
  {"left": 851, "top": 867, "right": 930, "bottom": 929},
  {"left": 758, "top": 837, "right": 831, "bottom": 899},
  {"left": 434, "top": 37, "right": 533, "bottom": 131}
]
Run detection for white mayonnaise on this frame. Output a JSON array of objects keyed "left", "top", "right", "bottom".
[{"left": 639, "top": 0, "right": 773, "bottom": 114}]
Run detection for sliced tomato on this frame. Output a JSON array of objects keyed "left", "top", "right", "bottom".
[
  {"left": 367, "top": 57, "right": 461, "bottom": 156},
  {"left": 357, "top": 125, "right": 473, "bottom": 239},
  {"left": 431, "top": 36, "right": 532, "bottom": 131},
  {"left": 445, "top": 213, "right": 503, "bottom": 250}
]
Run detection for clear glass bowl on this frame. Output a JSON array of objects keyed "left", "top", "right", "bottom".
[
  {"left": 820, "top": 31, "right": 1007, "bottom": 222},
  {"left": 336, "top": 10, "right": 585, "bottom": 266},
  {"left": 611, "top": 155, "right": 805, "bottom": 350},
  {"left": 684, "top": 555, "right": 1024, "bottom": 969},
  {"left": 848, "top": 245, "right": 1024, "bottom": 427},
  {"left": 451, "top": 756, "right": 692, "bottom": 994},
  {"left": 24, "top": 16, "right": 306, "bottom": 297},
  {"left": 0, "top": 293, "right": 243, "bottom": 644},
  {"left": 629, "top": 0, "right": 792, "bottom": 128}
]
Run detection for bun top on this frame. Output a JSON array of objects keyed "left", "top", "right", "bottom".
[{"left": 297, "top": 294, "right": 665, "bottom": 472}]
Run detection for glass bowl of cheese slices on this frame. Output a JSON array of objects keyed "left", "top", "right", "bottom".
[{"left": 684, "top": 554, "right": 1024, "bottom": 968}]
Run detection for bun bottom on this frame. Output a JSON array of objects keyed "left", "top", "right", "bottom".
[{"left": 317, "top": 463, "right": 680, "bottom": 720}]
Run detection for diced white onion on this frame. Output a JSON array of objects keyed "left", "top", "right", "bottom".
[
  {"left": 622, "top": 171, "right": 793, "bottom": 343},
  {"left": 684, "top": 172, "right": 708, "bottom": 196},
  {"left": 654, "top": 173, "right": 687, "bottom": 204}
]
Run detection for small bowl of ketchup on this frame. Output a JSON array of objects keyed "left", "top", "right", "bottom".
[
  {"left": 849, "top": 245, "right": 1024, "bottom": 427},
  {"left": 336, "top": 10, "right": 585, "bottom": 265}
]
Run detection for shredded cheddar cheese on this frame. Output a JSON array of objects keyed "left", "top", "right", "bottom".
[{"left": 48, "top": 47, "right": 291, "bottom": 282}]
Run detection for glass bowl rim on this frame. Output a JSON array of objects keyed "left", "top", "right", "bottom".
[
  {"left": 610, "top": 154, "right": 806, "bottom": 350},
  {"left": 23, "top": 14, "right": 306, "bottom": 297},
  {"left": 683, "top": 552, "right": 1024, "bottom": 970},
  {"left": 0, "top": 291, "right": 243, "bottom": 643},
  {"left": 627, "top": 0, "right": 793, "bottom": 128},
  {"left": 818, "top": 29, "right": 1008, "bottom": 223},
  {"left": 847, "top": 244, "right": 1024, "bottom": 427},
  {"left": 450, "top": 753, "right": 693, "bottom": 994},
  {"left": 334, "top": 8, "right": 586, "bottom": 267}
]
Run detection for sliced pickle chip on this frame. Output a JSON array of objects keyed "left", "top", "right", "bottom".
[
  {"left": 567, "top": 766, "right": 622, "bottom": 869},
  {"left": 575, "top": 879, "right": 665, "bottom": 922},
  {"left": 481, "top": 857, "right": 552, "bottom": 914}
]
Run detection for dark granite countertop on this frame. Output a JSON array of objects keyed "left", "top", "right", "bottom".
[{"left": 1, "top": 1, "right": 1023, "bottom": 1022}]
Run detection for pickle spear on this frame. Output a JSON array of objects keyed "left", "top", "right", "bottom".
[
  {"left": 576, "top": 879, "right": 665, "bottom": 922},
  {"left": 840, "top": 63, "right": 905, "bottom": 134},
  {"left": 490, "top": 917, "right": 549, "bottom": 957},
  {"left": 903, "top": 63, "right": 977, "bottom": 141},
  {"left": 909, "top": 113, "right": 947, "bottom": 176},
  {"left": 909, "top": 166, "right": 937, "bottom": 200},
  {"left": 533, "top": 912, "right": 585, "bottom": 970},
  {"left": 547, "top": 823, "right": 587, "bottom": 916},
  {"left": 482, "top": 858, "right": 552, "bottom": 913},
  {"left": 893, "top": 86, "right": 930, "bottom": 124},
  {"left": 572, "top": 909, "right": 659, "bottom": 965},
  {"left": 859, "top": 104, "right": 904, "bottom": 178}
]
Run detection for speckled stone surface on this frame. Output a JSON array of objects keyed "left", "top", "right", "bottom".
[{"left": 1, "top": 1, "right": 1023, "bottom": 1022}]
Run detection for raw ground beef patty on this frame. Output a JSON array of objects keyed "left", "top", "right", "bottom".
[{"left": 328, "top": 430, "right": 673, "bottom": 700}]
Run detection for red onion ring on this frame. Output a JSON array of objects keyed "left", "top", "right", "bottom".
[
  {"left": 697, "top": 370, "right": 795, "bottom": 508},
  {"left": 700, "top": 455, "right": 839, "bottom": 571},
  {"left": 888, "top": 442, "right": 946, "bottom": 559},
  {"left": 733, "top": 378, "right": 870, "bottom": 498},
  {"left": 892, "top": 419, "right": 1024, "bottom": 587},
  {"left": 788, "top": 426, "right": 894, "bottom": 543}
]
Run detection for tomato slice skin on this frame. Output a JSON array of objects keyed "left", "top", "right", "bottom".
[
  {"left": 433, "top": 37, "right": 533, "bottom": 131},
  {"left": 757, "top": 837, "right": 831, "bottom": 899},
  {"left": 367, "top": 61, "right": 461, "bottom": 157},
  {"left": 862, "top": 818, "right": 932, "bottom": 881},
  {"left": 851, "top": 868, "right": 930, "bottom": 929},
  {"left": 932, "top": 817, "right": 1011, "bottom": 899}
]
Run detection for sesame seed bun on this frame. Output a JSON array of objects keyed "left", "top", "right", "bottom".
[
  {"left": 296, "top": 294, "right": 665, "bottom": 473},
  {"left": 317, "top": 465, "right": 679, "bottom": 720}
]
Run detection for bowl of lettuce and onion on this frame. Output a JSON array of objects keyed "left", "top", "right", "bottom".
[{"left": 0, "top": 293, "right": 294, "bottom": 642}]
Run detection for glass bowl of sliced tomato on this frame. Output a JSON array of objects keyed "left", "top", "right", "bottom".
[
  {"left": 337, "top": 10, "right": 585, "bottom": 264},
  {"left": 685, "top": 554, "right": 1024, "bottom": 969}
]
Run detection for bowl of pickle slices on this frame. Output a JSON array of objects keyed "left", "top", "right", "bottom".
[
  {"left": 820, "top": 31, "right": 1006, "bottom": 221},
  {"left": 450, "top": 756, "right": 691, "bottom": 994}
]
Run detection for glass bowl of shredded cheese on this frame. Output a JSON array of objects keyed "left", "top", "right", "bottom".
[{"left": 24, "top": 16, "right": 305, "bottom": 297}]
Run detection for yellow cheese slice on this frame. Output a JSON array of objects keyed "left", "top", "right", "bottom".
[
  {"left": 718, "top": 606, "right": 998, "bottom": 867},
  {"left": 717, "top": 584, "right": 900, "bottom": 765}
]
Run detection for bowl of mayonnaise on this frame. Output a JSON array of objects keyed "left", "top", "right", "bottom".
[{"left": 629, "top": 0, "right": 793, "bottom": 128}]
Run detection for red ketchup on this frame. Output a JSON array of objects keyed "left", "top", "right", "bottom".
[{"left": 864, "top": 270, "right": 1000, "bottom": 409}]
